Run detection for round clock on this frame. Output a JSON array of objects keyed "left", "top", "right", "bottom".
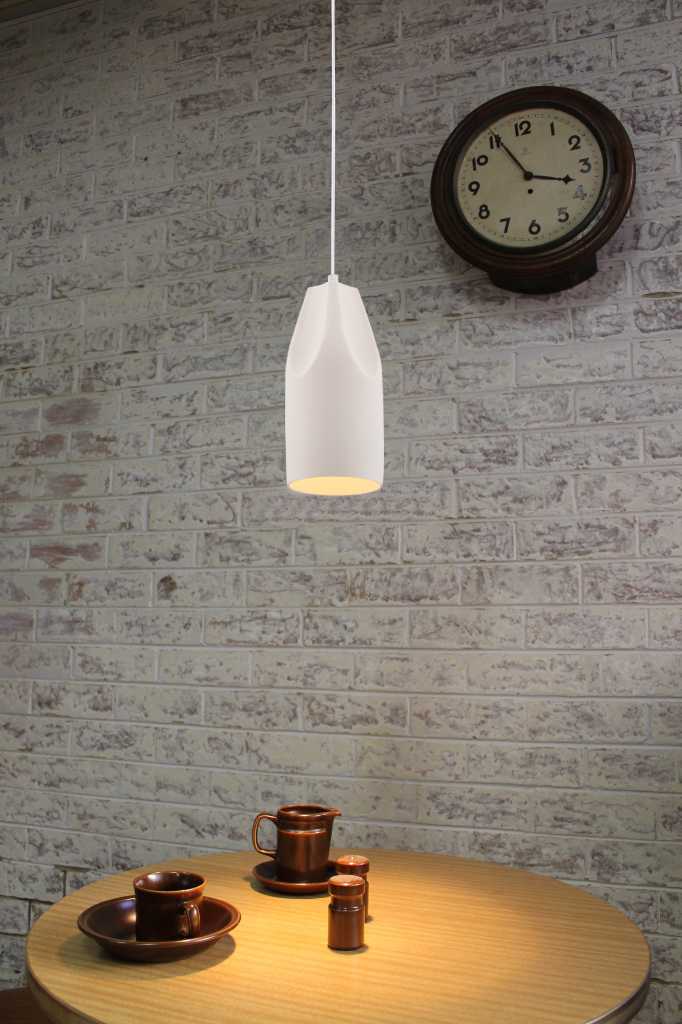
[{"left": 431, "top": 86, "right": 636, "bottom": 294}]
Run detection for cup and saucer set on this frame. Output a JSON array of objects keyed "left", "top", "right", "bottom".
[{"left": 77, "top": 870, "right": 240, "bottom": 963}]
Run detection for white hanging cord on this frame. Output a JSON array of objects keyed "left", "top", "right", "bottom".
[{"left": 330, "top": 0, "right": 336, "bottom": 278}]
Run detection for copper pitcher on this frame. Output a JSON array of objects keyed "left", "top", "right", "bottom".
[{"left": 252, "top": 803, "right": 341, "bottom": 883}]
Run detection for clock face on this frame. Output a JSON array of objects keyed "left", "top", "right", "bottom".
[{"left": 454, "top": 106, "right": 607, "bottom": 250}]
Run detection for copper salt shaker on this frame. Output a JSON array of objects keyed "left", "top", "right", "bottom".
[
  {"left": 336, "top": 854, "right": 370, "bottom": 921},
  {"left": 328, "top": 874, "right": 365, "bottom": 951}
]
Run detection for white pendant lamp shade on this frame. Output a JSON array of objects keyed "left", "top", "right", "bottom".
[
  {"left": 286, "top": 274, "right": 384, "bottom": 496},
  {"left": 284, "top": 0, "right": 384, "bottom": 497}
]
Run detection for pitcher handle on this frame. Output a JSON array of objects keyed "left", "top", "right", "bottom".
[{"left": 252, "top": 812, "right": 277, "bottom": 857}]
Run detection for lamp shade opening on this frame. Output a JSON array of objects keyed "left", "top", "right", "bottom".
[{"left": 289, "top": 476, "right": 381, "bottom": 496}]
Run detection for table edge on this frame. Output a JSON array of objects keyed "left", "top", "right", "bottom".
[
  {"left": 589, "top": 973, "right": 650, "bottom": 1024},
  {"left": 26, "top": 966, "right": 652, "bottom": 1024},
  {"left": 28, "top": 970, "right": 99, "bottom": 1024}
]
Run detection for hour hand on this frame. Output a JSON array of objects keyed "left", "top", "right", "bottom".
[
  {"left": 493, "top": 134, "right": 533, "bottom": 180},
  {"left": 532, "top": 173, "right": 574, "bottom": 184}
]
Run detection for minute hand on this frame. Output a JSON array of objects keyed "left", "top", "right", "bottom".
[{"left": 493, "top": 134, "right": 533, "bottom": 180}]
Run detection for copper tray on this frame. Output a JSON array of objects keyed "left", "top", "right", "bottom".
[
  {"left": 252, "top": 860, "right": 335, "bottom": 895},
  {"left": 77, "top": 895, "right": 240, "bottom": 962}
]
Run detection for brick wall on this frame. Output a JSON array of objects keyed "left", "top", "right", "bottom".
[{"left": 0, "top": 0, "right": 681, "bottom": 1018}]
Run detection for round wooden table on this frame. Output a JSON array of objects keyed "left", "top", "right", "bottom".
[{"left": 27, "top": 850, "right": 650, "bottom": 1024}]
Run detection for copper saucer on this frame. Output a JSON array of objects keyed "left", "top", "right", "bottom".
[
  {"left": 252, "top": 860, "right": 335, "bottom": 895},
  {"left": 77, "top": 895, "right": 240, "bottom": 962}
]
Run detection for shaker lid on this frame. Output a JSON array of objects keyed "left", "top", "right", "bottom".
[
  {"left": 329, "top": 873, "right": 365, "bottom": 897},
  {"left": 336, "top": 854, "right": 369, "bottom": 874}
]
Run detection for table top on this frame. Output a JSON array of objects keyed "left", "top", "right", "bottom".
[{"left": 27, "top": 849, "right": 650, "bottom": 1024}]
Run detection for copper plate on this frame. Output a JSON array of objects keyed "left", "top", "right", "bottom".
[
  {"left": 77, "top": 895, "right": 240, "bottom": 962},
  {"left": 252, "top": 860, "right": 335, "bottom": 895}
]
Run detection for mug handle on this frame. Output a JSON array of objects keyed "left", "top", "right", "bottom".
[
  {"left": 252, "top": 812, "right": 277, "bottom": 857},
  {"left": 178, "top": 900, "right": 200, "bottom": 938}
]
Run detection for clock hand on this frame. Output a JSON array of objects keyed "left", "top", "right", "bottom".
[
  {"left": 493, "top": 134, "right": 533, "bottom": 181},
  {"left": 532, "top": 173, "right": 575, "bottom": 183}
]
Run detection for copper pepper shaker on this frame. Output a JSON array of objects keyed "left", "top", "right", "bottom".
[
  {"left": 335, "top": 854, "right": 370, "bottom": 921},
  {"left": 328, "top": 874, "right": 365, "bottom": 951}
]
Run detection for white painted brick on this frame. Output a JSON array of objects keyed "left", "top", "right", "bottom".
[
  {"left": 156, "top": 569, "right": 243, "bottom": 607},
  {"left": 460, "top": 388, "right": 573, "bottom": 432},
  {"left": 158, "top": 647, "right": 249, "bottom": 687},
  {"left": 507, "top": 37, "right": 613, "bottom": 86},
  {"left": 200, "top": 528, "right": 291, "bottom": 566},
  {"left": 302, "top": 692, "right": 407, "bottom": 735},
  {"left": 303, "top": 608, "right": 407, "bottom": 648},
  {"left": 37, "top": 608, "right": 114, "bottom": 642},
  {"left": 34, "top": 462, "right": 110, "bottom": 499},
  {"left": 640, "top": 515, "right": 682, "bottom": 557},
  {"left": 65, "top": 572, "right": 150, "bottom": 606},
  {"left": 516, "top": 517, "right": 636, "bottom": 560},
  {"left": 253, "top": 650, "right": 351, "bottom": 690},
  {"left": 419, "top": 784, "right": 534, "bottom": 831},
  {"left": 114, "top": 685, "right": 202, "bottom": 725},
  {"left": 109, "top": 533, "right": 195, "bottom": 569},
  {"left": 348, "top": 566, "right": 460, "bottom": 605},
  {"left": 206, "top": 608, "right": 300, "bottom": 646},
  {"left": 577, "top": 381, "right": 682, "bottom": 424},
  {"left": 650, "top": 609, "right": 682, "bottom": 649},
  {"left": 468, "top": 742, "right": 581, "bottom": 787},
  {"left": 243, "top": 480, "right": 453, "bottom": 526},
  {"left": 459, "top": 474, "right": 574, "bottom": 517},
  {"left": 556, "top": 0, "right": 667, "bottom": 41},
  {"left": 33, "top": 681, "right": 113, "bottom": 719},
  {"left": 528, "top": 699, "right": 648, "bottom": 742},
  {"left": 588, "top": 840, "right": 682, "bottom": 886},
  {"left": 113, "top": 455, "right": 199, "bottom": 494},
  {"left": 527, "top": 607, "right": 646, "bottom": 649},
  {"left": 409, "top": 435, "right": 520, "bottom": 476},
  {"left": 584, "top": 562, "right": 682, "bottom": 603},
  {"left": 150, "top": 492, "right": 239, "bottom": 530},
  {"left": 115, "top": 609, "right": 203, "bottom": 645},
  {"left": 63, "top": 497, "right": 144, "bottom": 534},
  {"left": 411, "top": 608, "right": 523, "bottom": 649},
  {"left": 295, "top": 523, "right": 399, "bottom": 565},
  {"left": 154, "top": 414, "right": 246, "bottom": 454},
  {"left": 517, "top": 343, "right": 630, "bottom": 386},
  {"left": 586, "top": 747, "right": 680, "bottom": 791},
  {"left": 524, "top": 427, "right": 641, "bottom": 470},
  {"left": 468, "top": 830, "right": 587, "bottom": 878},
  {"left": 577, "top": 470, "right": 682, "bottom": 512},
  {"left": 537, "top": 789, "right": 655, "bottom": 839},
  {"left": 29, "top": 538, "right": 106, "bottom": 569},
  {"left": 247, "top": 568, "right": 347, "bottom": 608}
]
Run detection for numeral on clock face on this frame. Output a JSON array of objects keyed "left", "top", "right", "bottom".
[{"left": 455, "top": 106, "right": 605, "bottom": 249}]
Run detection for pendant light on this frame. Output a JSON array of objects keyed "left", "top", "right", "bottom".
[{"left": 285, "top": 0, "right": 384, "bottom": 496}]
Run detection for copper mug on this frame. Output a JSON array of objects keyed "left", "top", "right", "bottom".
[
  {"left": 133, "top": 870, "right": 204, "bottom": 942},
  {"left": 252, "top": 803, "right": 341, "bottom": 882}
]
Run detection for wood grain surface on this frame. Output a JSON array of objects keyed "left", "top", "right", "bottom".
[{"left": 26, "top": 850, "right": 650, "bottom": 1024}]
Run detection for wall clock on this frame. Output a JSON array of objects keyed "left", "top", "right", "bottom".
[{"left": 431, "top": 86, "right": 636, "bottom": 294}]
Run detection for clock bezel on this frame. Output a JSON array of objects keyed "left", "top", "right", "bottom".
[
  {"left": 452, "top": 103, "right": 611, "bottom": 254},
  {"left": 431, "top": 86, "right": 636, "bottom": 285}
]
